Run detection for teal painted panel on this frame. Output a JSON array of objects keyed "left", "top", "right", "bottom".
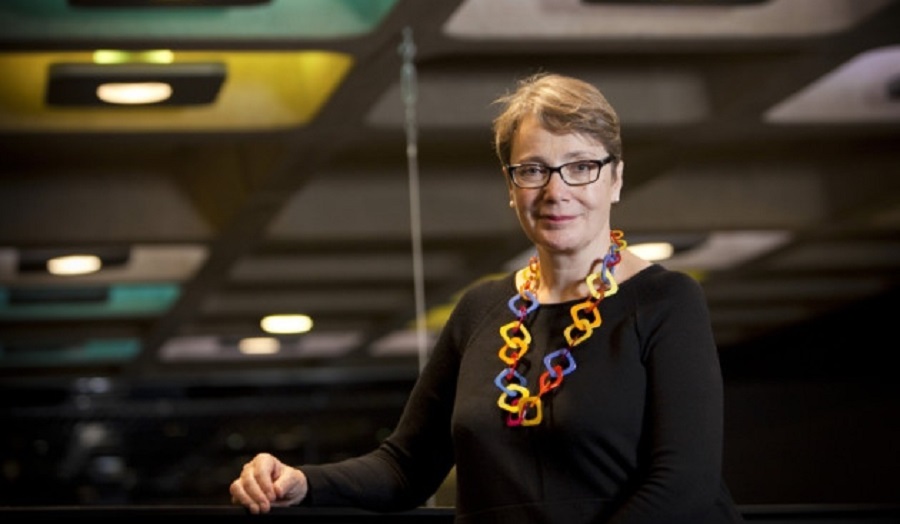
[
  {"left": 0, "top": 337, "right": 141, "bottom": 367},
  {"left": 0, "top": 283, "right": 180, "bottom": 319},
  {"left": 0, "top": 0, "right": 398, "bottom": 40}
]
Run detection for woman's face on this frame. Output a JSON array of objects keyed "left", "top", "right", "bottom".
[{"left": 507, "top": 113, "right": 623, "bottom": 258}]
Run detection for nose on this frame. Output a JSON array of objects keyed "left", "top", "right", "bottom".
[{"left": 542, "top": 167, "right": 568, "bottom": 194}]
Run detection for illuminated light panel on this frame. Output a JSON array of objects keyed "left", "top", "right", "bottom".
[
  {"left": 445, "top": 0, "right": 892, "bottom": 39},
  {"left": 0, "top": 51, "right": 354, "bottom": 131},
  {"left": 97, "top": 82, "right": 173, "bottom": 104},
  {"left": 159, "top": 332, "right": 362, "bottom": 361},
  {"left": 261, "top": 314, "right": 313, "bottom": 334},
  {"left": 238, "top": 337, "right": 281, "bottom": 355},
  {"left": 1, "top": 245, "right": 208, "bottom": 284},
  {"left": 47, "top": 254, "right": 102, "bottom": 275},
  {"left": 765, "top": 45, "right": 900, "bottom": 124},
  {"left": 93, "top": 49, "right": 174, "bottom": 64},
  {"left": 628, "top": 242, "right": 675, "bottom": 261},
  {"left": 47, "top": 62, "right": 226, "bottom": 107}
]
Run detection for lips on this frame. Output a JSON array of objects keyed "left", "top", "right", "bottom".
[{"left": 537, "top": 213, "right": 575, "bottom": 225}]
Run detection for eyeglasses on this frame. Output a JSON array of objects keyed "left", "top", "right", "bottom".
[{"left": 506, "top": 156, "right": 616, "bottom": 189}]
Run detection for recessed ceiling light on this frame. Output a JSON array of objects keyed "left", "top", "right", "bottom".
[
  {"left": 628, "top": 242, "right": 675, "bottom": 261},
  {"left": 238, "top": 337, "right": 280, "bottom": 355},
  {"left": 46, "top": 62, "right": 226, "bottom": 106},
  {"left": 93, "top": 49, "right": 174, "bottom": 65},
  {"left": 260, "top": 314, "right": 313, "bottom": 334},
  {"left": 97, "top": 82, "right": 173, "bottom": 104},
  {"left": 46, "top": 254, "right": 102, "bottom": 275}
]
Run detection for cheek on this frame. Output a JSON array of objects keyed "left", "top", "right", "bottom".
[
  {"left": 573, "top": 195, "right": 611, "bottom": 221},
  {"left": 586, "top": 182, "right": 617, "bottom": 209},
  {"left": 516, "top": 193, "right": 541, "bottom": 217}
]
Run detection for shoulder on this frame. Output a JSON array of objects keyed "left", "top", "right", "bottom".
[
  {"left": 436, "top": 273, "right": 516, "bottom": 349},
  {"left": 622, "top": 265, "right": 717, "bottom": 360},
  {"left": 625, "top": 263, "right": 702, "bottom": 295},
  {"left": 455, "top": 272, "right": 516, "bottom": 309},
  {"left": 620, "top": 264, "right": 710, "bottom": 320},
  {"left": 623, "top": 264, "right": 713, "bottom": 328},
  {"left": 617, "top": 250, "right": 702, "bottom": 300}
]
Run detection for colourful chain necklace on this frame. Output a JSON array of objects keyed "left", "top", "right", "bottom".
[{"left": 494, "top": 230, "right": 626, "bottom": 427}]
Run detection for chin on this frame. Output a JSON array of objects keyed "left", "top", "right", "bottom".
[{"left": 535, "top": 240, "right": 579, "bottom": 255}]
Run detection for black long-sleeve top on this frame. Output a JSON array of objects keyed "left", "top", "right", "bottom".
[{"left": 301, "top": 264, "right": 744, "bottom": 523}]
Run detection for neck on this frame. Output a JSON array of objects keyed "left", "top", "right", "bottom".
[
  {"left": 525, "top": 231, "right": 627, "bottom": 304},
  {"left": 534, "top": 258, "right": 596, "bottom": 303}
]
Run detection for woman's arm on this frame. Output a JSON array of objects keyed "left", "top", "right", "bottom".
[{"left": 610, "top": 271, "right": 725, "bottom": 524}]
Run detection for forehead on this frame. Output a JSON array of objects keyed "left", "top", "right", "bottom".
[{"left": 510, "top": 115, "right": 605, "bottom": 161}]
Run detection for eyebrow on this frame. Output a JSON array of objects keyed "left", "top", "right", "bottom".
[{"left": 513, "top": 150, "right": 608, "bottom": 164}]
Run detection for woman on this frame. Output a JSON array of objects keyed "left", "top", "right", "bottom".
[{"left": 229, "top": 72, "right": 745, "bottom": 523}]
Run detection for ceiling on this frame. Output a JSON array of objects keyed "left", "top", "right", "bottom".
[
  {"left": 1, "top": 0, "right": 900, "bottom": 504},
  {"left": 3, "top": 0, "right": 900, "bottom": 381}
]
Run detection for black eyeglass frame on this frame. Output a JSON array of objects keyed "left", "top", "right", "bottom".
[{"left": 505, "top": 155, "right": 616, "bottom": 189}]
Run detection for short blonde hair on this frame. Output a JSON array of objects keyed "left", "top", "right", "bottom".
[{"left": 492, "top": 73, "right": 622, "bottom": 169}]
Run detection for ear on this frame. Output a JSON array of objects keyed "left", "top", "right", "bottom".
[{"left": 611, "top": 160, "right": 624, "bottom": 203}]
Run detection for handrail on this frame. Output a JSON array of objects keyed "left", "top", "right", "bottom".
[{"left": 1, "top": 503, "right": 898, "bottom": 522}]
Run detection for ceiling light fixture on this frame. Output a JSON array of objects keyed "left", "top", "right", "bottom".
[
  {"left": 17, "top": 247, "right": 130, "bottom": 273},
  {"left": 238, "top": 337, "right": 281, "bottom": 355},
  {"left": 260, "top": 314, "right": 313, "bottom": 335},
  {"left": 96, "top": 82, "right": 173, "bottom": 105},
  {"left": 46, "top": 62, "right": 226, "bottom": 106},
  {"left": 46, "top": 254, "right": 103, "bottom": 276},
  {"left": 93, "top": 49, "right": 174, "bottom": 65},
  {"left": 628, "top": 241, "right": 675, "bottom": 261}
]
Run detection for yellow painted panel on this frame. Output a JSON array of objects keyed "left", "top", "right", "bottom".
[{"left": 0, "top": 51, "right": 354, "bottom": 132}]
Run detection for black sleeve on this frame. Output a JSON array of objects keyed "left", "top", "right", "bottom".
[
  {"left": 610, "top": 271, "right": 726, "bottom": 524},
  {"left": 300, "top": 280, "right": 495, "bottom": 511}
]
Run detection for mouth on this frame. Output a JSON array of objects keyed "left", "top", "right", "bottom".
[{"left": 537, "top": 213, "right": 575, "bottom": 225}]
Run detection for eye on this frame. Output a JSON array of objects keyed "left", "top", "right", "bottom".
[
  {"left": 570, "top": 161, "right": 595, "bottom": 172},
  {"left": 518, "top": 164, "right": 546, "bottom": 177}
]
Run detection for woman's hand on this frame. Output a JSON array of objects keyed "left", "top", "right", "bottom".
[{"left": 229, "top": 452, "right": 308, "bottom": 514}]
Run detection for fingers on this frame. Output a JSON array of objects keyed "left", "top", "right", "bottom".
[
  {"left": 251, "top": 454, "right": 279, "bottom": 500},
  {"left": 230, "top": 477, "right": 265, "bottom": 514},
  {"left": 229, "top": 453, "right": 280, "bottom": 514},
  {"left": 229, "top": 453, "right": 309, "bottom": 513}
]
